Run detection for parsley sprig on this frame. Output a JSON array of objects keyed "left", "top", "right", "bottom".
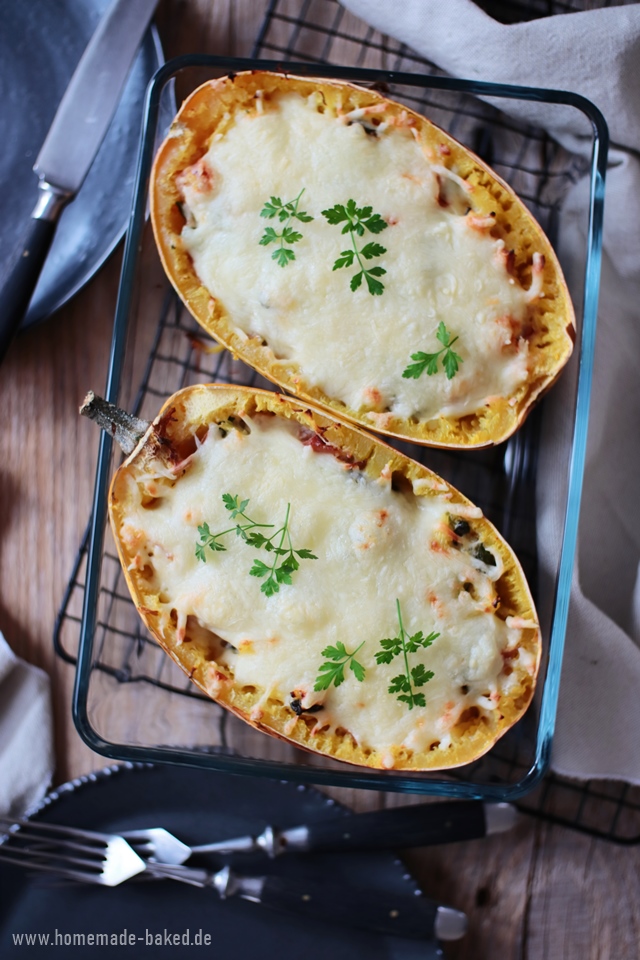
[
  {"left": 403, "top": 321, "right": 463, "bottom": 381},
  {"left": 375, "top": 599, "right": 438, "bottom": 710},
  {"left": 196, "top": 495, "right": 316, "bottom": 596},
  {"left": 259, "top": 189, "right": 313, "bottom": 267},
  {"left": 195, "top": 494, "right": 274, "bottom": 561},
  {"left": 248, "top": 502, "right": 317, "bottom": 597},
  {"left": 314, "top": 641, "right": 366, "bottom": 691},
  {"left": 321, "top": 200, "right": 388, "bottom": 295}
]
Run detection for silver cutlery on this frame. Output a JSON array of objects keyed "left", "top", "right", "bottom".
[
  {"left": 0, "top": 0, "right": 158, "bottom": 362},
  {"left": 100, "top": 799, "right": 519, "bottom": 864},
  {"left": 2, "top": 799, "right": 517, "bottom": 865},
  {"left": 0, "top": 816, "right": 467, "bottom": 941},
  {"left": 0, "top": 822, "right": 146, "bottom": 887},
  {"left": 143, "top": 860, "right": 468, "bottom": 942}
]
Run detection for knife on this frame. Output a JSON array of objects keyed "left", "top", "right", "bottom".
[
  {"left": 144, "top": 861, "right": 468, "bottom": 942},
  {"left": 0, "top": 0, "right": 158, "bottom": 364},
  {"left": 133, "top": 800, "right": 519, "bottom": 862}
]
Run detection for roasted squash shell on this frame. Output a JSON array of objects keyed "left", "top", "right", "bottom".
[
  {"left": 107, "top": 385, "right": 541, "bottom": 772},
  {"left": 150, "top": 71, "right": 575, "bottom": 450}
]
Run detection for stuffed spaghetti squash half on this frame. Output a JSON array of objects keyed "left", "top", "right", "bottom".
[
  {"left": 150, "top": 71, "right": 574, "bottom": 450},
  {"left": 107, "top": 385, "right": 541, "bottom": 772}
]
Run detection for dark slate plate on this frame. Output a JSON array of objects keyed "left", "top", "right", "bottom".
[
  {"left": 0, "top": 763, "right": 444, "bottom": 958},
  {"left": 0, "top": 0, "right": 164, "bottom": 328}
]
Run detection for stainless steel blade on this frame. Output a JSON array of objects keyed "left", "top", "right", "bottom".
[{"left": 34, "top": 0, "right": 158, "bottom": 196}]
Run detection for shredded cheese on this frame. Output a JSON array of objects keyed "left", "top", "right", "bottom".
[
  {"left": 125, "top": 415, "right": 524, "bottom": 757},
  {"left": 179, "top": 92, "right": 535, "bottom": 422}
]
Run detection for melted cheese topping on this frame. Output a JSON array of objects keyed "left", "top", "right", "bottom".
[
  {"left": 179, "top": 93, "right": 533, "bottom": 422},
  {"left": 124, "top": 417, "right": 525, "bottom": 757}
]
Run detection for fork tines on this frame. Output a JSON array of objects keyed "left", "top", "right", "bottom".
[{"left": 0, "top": 817, "right": 146, "bottom": 886}]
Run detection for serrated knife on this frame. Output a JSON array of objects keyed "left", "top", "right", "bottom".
[
  {"left": 0, "top": 0, "right": 158, "bottom": 364},
  {"left": 144, "top": 862, "right": 468, "bottom": 943}
]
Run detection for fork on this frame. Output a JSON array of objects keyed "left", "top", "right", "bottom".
[
  {"left": 0, "top": 817, "right": 466, "bottom": 941},
  {"left": 0, "top": 815, "right": 189, "bottom": 867},
  {"left": 142, "top": 799, "right": 518, "bottom": 860},
  {"left": 0, "top": 818, "right": 146, "bottom": 886},
  {"left": 5, "top": 799, "right": 516, "bottom": 866}
]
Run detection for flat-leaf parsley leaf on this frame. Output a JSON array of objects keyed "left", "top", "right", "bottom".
[
  {"left": 403, "top": 321, "right": 463, "bottom": 380},
  {"left": 260, "top": 189, "right": 313, "bottom": 267},
  {"left": 322, "top": 200, "right": 388, "bottom": 295},
  {"left": 314, "top": 641, "right": 366, "bottom": 691},
  {"left": 375, "top": 599, "right": 438, "bottom": 710},
  {"left": 248, "top": 502, "right": 317, "bottom": 597},
  {"left": 196, "top": 495, "right": 317, "bottom": 595},
  {"left": 195, "top": 494, "right": 274, "bottom": 560}
]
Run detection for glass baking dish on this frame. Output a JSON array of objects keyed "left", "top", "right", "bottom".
[{"left": 68, "top": 54, "right": 607, "bottom": 799}]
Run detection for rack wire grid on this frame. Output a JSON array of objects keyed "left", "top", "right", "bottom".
[{"left": 55, "top": 0, "right": 640, "bottom": 843}]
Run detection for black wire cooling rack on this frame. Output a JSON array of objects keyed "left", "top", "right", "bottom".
[{"left": 54, "top": 0, "right": 640, "bottom": 843}]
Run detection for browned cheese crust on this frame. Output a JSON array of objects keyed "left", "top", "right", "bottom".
[
  {"left": 150, "top": 71, "right": 575, "bottom": 450},
  {"left": 108, "top": 385, "right": 542, "bottom": 772}
]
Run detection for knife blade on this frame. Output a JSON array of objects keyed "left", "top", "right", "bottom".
[
  {"left": 0, "top": 0, "right": 158, "bottom": 363},
  {"left": 169, "top": 800, "right": 519, "bottom": 860},
  {"left": 144, "top": 861, "right": 468, "bottom": 942}
]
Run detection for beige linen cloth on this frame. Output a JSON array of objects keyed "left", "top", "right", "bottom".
[
  {"left": 342, "top": 0, "right": 640, "bottom": 782},
  {"left": 0, "top": 632, "right": 55, "bottom": 816}
]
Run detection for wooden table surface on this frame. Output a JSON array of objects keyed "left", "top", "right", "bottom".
[{"left": 1, "top": 1, "right": 638, "bottom": 957}]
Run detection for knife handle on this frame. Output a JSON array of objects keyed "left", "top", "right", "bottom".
[
  {"left": 256, "top": 874, "right": 458, "bottom": 941},
  {"left": 0, "top": 216, "right": 56, "bottom": 363},
  {"left": 285, "top": 799, "right": 489, "bottom": 854}
]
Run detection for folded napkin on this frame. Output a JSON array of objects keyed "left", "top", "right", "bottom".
[
  {"left": 342, "top": 0, "right": 640, "bottom": 783},
  {"left": 0, "top": 632, "right": 55, "bottom": 817}
]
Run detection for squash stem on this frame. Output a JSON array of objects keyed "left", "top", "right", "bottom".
[{"left": 80, "top": 391, "right": 150, "bottom": 455}]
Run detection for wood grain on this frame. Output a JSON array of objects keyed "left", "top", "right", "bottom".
[{"left": 0, "top": 1, "right": 636, "bottom": 957}]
